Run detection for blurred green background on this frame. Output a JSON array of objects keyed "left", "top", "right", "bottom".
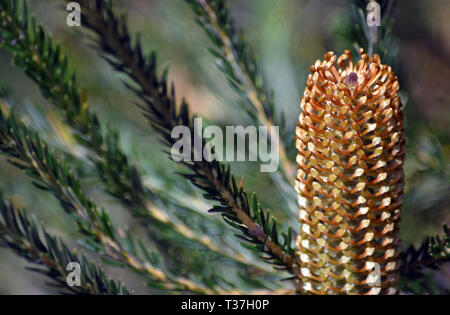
[{"left": 0, "top": 0, "right": 449, "bottom": 294}]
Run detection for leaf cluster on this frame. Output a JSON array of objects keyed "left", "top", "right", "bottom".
[
  {"left": 77, "top": 0, "right": 298, "bottom": 275},
  {"left": 0, "top": 194, "right": 130, "bottom": 295}
]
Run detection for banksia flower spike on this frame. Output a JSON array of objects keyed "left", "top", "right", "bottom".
[{"left": 295, "top": 49, "right": 405, "bottom": 295}]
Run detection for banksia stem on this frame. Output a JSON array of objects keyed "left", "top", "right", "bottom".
[{"left": 295, "top": 49, "right": 405, "bottom": 295}]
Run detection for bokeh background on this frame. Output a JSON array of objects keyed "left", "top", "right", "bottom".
[{"left": 0, "top": 0, "right": 449, "bottom": 294}]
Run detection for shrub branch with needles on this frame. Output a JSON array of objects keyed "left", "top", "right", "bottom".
[{"left": 0, "top": 0, "right": 447, "bottom": 295}]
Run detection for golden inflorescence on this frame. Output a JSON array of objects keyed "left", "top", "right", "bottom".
[{"left": 295, "top": 49, "right": 405, "bottom": 295}]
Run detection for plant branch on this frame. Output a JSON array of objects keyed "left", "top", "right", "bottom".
[
  {"left": 186, "top": 0, "right": 295, "bottom": 182},
  {"left": 77, "top": 0, "right": 299, "bottom": 279},
  {"left": 400, "top": 225, "right": 450, "bottom": 278},
  {"left": 0, "top": 106, "right": 225, "bottom": 294},
  {"left": 0, "top": 0, "right": 254, "bottom": 269},
  {"left": 0, "top": 194, "right": 130, "bottom": 295},
  {"left": 350, "top": 0, "right": 398, "bottom": 60}
]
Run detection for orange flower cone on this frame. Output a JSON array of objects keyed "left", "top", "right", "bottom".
[{"left": 295, "top": 49, "right": 405, "bottom": 295}]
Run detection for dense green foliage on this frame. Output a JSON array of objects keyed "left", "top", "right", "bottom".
[{"left": 0, "top": 0, "right": 447, "bottom": 294}]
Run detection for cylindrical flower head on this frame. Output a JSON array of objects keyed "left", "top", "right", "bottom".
[{"left": 295, "top": 49, "right": 405, "bottom": 295}]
